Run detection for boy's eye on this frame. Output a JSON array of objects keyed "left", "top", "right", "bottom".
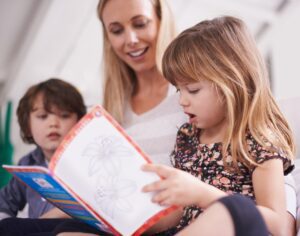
[
  {"left": 37, "top": 114, "right": 48, "bottom": 119},
  {"left": 60, "top": 113, "right": 71, "bottom": 118}
]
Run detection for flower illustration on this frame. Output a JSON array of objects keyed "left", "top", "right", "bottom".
[
  {"left": 82, "top": 136, "right": 134, "bottom": 176},
  {"left": 94, "top": 176, "right": 137, "bottom": 219}
]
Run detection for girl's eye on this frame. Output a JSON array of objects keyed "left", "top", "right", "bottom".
[
  {"left": 188, "top": 89, "right": 200, "bottom": 94},
  {"left": 176, "top": 88, "right": 180, "bottom": 93}
]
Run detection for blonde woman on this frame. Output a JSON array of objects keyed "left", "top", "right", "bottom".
[
  {"left": 0, "top": 0, "right": 185, "bottom": 235},
  {"left": 98, "top": 0, "right": 186, "bottom": 166}
]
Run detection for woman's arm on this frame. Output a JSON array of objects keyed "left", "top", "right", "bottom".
[{"left": 252, "top": 159, "right": 287, "bottom": 235}]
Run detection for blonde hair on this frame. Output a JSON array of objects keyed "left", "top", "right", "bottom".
[
  {"left": 97, "top": 0, "right": 176, "bottom": 123},
  {"left": 162, "top": 16, "right": 295, "bottom": 168}
]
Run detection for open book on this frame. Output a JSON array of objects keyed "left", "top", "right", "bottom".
[{"left": 3, "top": 105, "right": 176, "bottom": 236}]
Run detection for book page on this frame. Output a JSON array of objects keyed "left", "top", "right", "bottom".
[{"left": 50, "top": 106, "right": 173, "bottom": 235}]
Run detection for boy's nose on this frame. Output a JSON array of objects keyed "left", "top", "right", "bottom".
[{"left": 49, "top": 115, "right": 60, "bottom": 127}]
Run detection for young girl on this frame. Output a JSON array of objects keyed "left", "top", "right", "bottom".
[{"left": 142, "top": 16, "right": 295, "bottom": 235}]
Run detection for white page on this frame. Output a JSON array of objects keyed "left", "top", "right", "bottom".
[{"left": 52, "top": 107, "right": 168, "bottom": 235}]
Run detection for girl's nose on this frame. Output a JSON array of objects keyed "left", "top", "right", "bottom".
[
  {"left": 179, "top": 93, "right": 189, "bottom": 107},
  {"left": 125, "top": 29, "right": 138, "bottom": 47}
]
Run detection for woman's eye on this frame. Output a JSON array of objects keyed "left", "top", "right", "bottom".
[
  {"left": 176, "top": 88, "right": 180, "bottom": 93},
  {"left": 134, "top": 23, "right": 146, "bottom": 29},
  {"left": 133, "top": 19, "right": 149, "bottom": 29},
  {"left": 111, "top": 28, "right": 123, "bottom": 35},
  {"left": 108, "top": 25, "right": 123, "bottom": 35}
]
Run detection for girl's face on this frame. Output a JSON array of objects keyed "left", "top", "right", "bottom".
[
  {"left": 177, "top": 80, "right": 227, "bottom": 141},
  {"left": 29, "top": 93, "right": 78, "bottom": 161},
  {"left": 102, "top": 0, "right": 159, "bottom": 74}
]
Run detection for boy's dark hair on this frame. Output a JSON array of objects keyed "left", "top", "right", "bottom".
[{"left": 17, "top": 78, "right": 86, "bottom": 144}]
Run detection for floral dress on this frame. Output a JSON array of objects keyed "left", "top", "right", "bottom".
[{"left": 161, "top": 123, "right": 294, "bottom": 234}]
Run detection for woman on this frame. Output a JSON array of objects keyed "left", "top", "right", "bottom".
[
  {"left": 0, "top": 0, "right": 296, "bottom": 235},
  {"left": 99, "top": 0, "right": 185, "bottom": 166},
  {"left": 0, "top": 0, "right": 185, "bottom": 235}
]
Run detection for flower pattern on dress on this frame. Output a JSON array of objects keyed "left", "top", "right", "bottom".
[{"left": 170, "top": 123, "right": 294, "bottom": 232}]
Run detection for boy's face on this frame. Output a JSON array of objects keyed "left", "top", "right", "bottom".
[
  {"left": 29, "top": 93, "right": 78, "bottom": 161},
  {"left": 177, "top": 79, "right": 227, "bottom": 142}
]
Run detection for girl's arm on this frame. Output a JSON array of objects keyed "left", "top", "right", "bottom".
[
  {"left": 252, "top": 159, "right": 287, "bottom": 236},
  {"left": 142, "top": 164, "right": 226, "bottom": 208},
  {"left": 142, "top": 164, "right": 227, "bottom": 234}
]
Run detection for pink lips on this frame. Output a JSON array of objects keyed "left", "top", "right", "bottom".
[
  {"left": 47, "top": 132, "right": 60, "bottom": 140},
  {"left": 185, "top": 112, "right": 196, "bottom": 124}
]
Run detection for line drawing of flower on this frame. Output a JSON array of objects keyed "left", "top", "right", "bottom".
[
  {"left": 94, "top": 175, "right": 137, "bottom": 219},
  {"left": 82, "top": 136, "right": 134, "bottom": 176}
]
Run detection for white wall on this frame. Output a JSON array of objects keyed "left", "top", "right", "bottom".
[
  {"left": 271, "top": 1, "right": 300, "bottom": 100},
  {"left": 3, "top": 0, "right": 300, "bottom": 163},
  {"left": 5, "top": 0, "right": 103, "bottom": 162}
]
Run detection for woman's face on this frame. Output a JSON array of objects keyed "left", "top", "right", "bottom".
[{"left": 102, "top": 0, "right": 160, "bottom": 74}]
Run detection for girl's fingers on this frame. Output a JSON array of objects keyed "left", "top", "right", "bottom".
[
  {"left": 152, "top": 189, "right": 172, "bottom": 206},
  {"left": 141, "top": 164, "right": 173, "bottom": 178},
  {"left": 142, "top": 178, "right": 169, "bottom": 192}
]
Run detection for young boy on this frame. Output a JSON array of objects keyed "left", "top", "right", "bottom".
[{"left": 0, "top": 78, "right": 86, "bottom": 219}]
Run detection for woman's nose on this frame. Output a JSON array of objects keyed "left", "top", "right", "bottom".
[{"left": 125, "top": 29, "right": 138, "bottom": 46}]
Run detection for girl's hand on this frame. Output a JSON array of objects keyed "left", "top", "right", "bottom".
[{"left": 142, "top": 164, "right": 203, "bottom": 207}]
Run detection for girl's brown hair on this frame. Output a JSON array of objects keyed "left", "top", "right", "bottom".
[{"left": 162, "top": 16, "right": 295, "bottom": 168}]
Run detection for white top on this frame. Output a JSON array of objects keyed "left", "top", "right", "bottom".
[
  {"left": 284, "top": 174, "right": 297, "bottom": 218},
  {"left": 292, "top": 159, "right": 300, "bottom": 233},
  {"left": 123, "top": 86, "right": 187, "bottom": 166}
]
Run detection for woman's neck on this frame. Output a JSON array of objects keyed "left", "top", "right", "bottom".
[
  {"left": 135, "top": 67, "right": 168, "bottom": 93},
  {"left": 131, "top": 67, "right": 169, "bottom": 114}
]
